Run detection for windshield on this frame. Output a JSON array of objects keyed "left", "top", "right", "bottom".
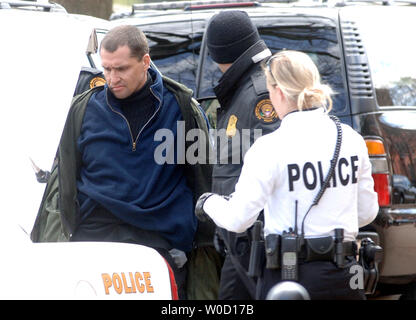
[{"left": 357, "top": 9, "right": 416, "bottom": 107}]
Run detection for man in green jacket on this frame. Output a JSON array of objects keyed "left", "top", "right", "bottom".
[{"left": 31, "top": 25, "right": 219, "bottom": 300}]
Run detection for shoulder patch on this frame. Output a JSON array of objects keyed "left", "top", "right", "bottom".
[
  {"left": 254, "top": 99, "right": 278, "bottom": 123},
  {"left": 89, "top": 76, "right": 106, "bottom": 89}
]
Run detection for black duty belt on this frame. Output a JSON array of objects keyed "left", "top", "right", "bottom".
[
  {"left": 298, "top": 240, "right": 357, "bottom": 262},
  {"left": 265, "top": 233, "right": 357, "bottom": 270}
]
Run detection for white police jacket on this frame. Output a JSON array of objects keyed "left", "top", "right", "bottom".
[{"left": 204, "top": 107, "right": 379, "bottom": 241}]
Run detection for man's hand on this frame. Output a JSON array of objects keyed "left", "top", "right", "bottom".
[{"left": 195, "top": 192, "right": 215, "bottom": 222}]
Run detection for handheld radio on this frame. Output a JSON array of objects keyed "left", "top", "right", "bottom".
[{"left": 281, "top": 201, "right": 299, "bottom": 281}]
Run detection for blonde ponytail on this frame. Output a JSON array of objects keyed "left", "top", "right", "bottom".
[
  {"left": 297, "top": 84, "right": 333, "bottom": 112},
  {"left": 264, "top": 50, "right": 333, "bottom": 112}
]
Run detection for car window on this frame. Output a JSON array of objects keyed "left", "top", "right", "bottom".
[
  {"left": 357, "top": 10, "right": 416, "bottom": 107},
  {"left": 198, "top": 17, "right": 347, "bottom": 115},
  {"left": 141, "top": 20, "right": 205, "bottom": 93}
]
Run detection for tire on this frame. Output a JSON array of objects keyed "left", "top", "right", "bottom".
[{"left": 399, "top": 282, "right": 416, "bottom": 300}]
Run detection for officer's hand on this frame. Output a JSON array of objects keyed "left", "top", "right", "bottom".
[
  {"left": 195, "top": 192, "right": 214, "bottom": 222},
  {"left": 213, "top": 230, "right": 226, "bottom": 257}
]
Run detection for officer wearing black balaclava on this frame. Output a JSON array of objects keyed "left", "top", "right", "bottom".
[{"left": 206, "top": 10, "right": 280, "bottom": 300}]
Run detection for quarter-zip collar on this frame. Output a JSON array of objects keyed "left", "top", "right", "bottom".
[
  {"left": 104, "top": 66, "right": 164, "bottom": 151},
  {"left": 105, "top": 67, "right": 163, "bottom": 111},
  {"left": 148, "top": 67, "right": 164, "bottom": 102},
  {"left": 107, "top": 71, "right": 153, "bottom": 107}
]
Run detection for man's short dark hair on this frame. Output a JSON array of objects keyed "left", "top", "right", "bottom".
[{"left": 100, "top": 25, "right": 149, "bottom": 60}]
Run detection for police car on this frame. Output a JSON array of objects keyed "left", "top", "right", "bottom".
[
  {"left": 0, "top": 1, "right": 177, "bottom": 299},
  {"left": 111, "top": 0, "right": 416, "bottom": 299}
]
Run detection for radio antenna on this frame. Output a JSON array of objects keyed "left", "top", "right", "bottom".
[{"left": 294, "top": 200, "right": 298, "bottom": 235}]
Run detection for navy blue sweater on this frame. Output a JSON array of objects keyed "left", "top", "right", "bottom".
[{"left": 76, "top": 68, "right": 196, "bottom": 252}]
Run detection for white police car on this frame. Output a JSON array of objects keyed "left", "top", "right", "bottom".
[{"left": 0, "top": 1, "right": 177, "bottom": 299}]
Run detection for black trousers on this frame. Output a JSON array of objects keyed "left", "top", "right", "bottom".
[
  {"left": 71, "top": 206, "right": 188, "bottom": 299},
  {"left": 258, "top": 257, "right": 366, "bottom": 300},
  {"left": 218, "top": 232, "right": 254, "bottom": 300},
  {"left": 219, "top": 253, "right": 254, "bottom": 300}
]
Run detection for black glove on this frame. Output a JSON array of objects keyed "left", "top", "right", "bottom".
[
  {"left": 195, "top": 192, "right": 215, "bottom": 222},
  {"left": 213, "top": 229, "right": 226, "bottom": 257}
]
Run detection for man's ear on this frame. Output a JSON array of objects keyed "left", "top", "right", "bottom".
[{"left": 142, "top": 53, "right": 151, "bottom": 69}]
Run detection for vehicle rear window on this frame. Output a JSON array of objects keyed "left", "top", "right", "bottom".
[
  {"left": 143, "top": 15, "right": 347, "bottom": 115},
  {"left": 198, "top": 17, "right": 347, "bottom": 115},
  {"left": 141, "top": 20, "right": 205, "bottom": 93},
  {"left": 357, "top": 11, "right": 416, "bottom": 107}
]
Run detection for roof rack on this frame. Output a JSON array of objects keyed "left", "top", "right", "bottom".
[
  {"left": 131, "top": 0, "right": 296, "bottom": 12},
  {"left": 0, "top": 0, "right": 67, "bottom": 12},
  {"left": 334, "top": 0, "right": 416, "bottom": 5},
  {"left": 184, "top": 1, "right": 261, "bottom": 10}
]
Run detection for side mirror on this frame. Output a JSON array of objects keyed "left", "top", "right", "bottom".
[
  {"left": 30, "top": 158, "right": 50, "bottom": 184},
  {"left": 86, "top": 28, "right": 99, "bottom": 68},
  {"left": 86, "top": 28, "right": 98, "bottom": 55}
]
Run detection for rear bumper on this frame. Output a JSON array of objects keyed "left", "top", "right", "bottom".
[
  {"left": 373, "top": 208, "right": 416, "bottom": 283},
  {"left": 376, "top": 206, "right": 416, "bottom": 227}
]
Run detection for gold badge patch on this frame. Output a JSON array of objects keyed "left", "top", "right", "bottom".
[
  {"left": 89, "top": 76, "right": 106, "bottom": 89},
  {"left": 254, "top": 99, "right": 278, "bottom": 123},
  {"left": 226, "top": 115, "right": 238, "bottom": 137}
]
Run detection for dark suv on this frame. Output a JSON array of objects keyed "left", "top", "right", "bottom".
[{"left": 110, "top": 0, "right": 416, "bottom": 298}]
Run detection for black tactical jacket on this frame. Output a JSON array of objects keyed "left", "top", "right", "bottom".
[{"left": 212, "top": 40, "right": 281, "bottom": 196}]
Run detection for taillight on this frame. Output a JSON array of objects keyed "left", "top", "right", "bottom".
[
  {"left": 372, "top": 173, "right": 390, "bottom": 206},
  {"left": 365, "top": 138, "right": 390, "bottom": 207}
]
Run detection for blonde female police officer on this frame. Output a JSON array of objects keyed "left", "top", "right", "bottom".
[{"left": 196, "top": 50, "right": 379, "bottom": 299}]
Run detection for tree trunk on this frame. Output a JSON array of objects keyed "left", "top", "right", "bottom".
[{"left": 54, "top": 0, "right": 113, "bottom": 20}]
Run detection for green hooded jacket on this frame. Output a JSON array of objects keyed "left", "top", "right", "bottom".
[{"left": 30, "top": 76, "right": 214, "bottom": 248}]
